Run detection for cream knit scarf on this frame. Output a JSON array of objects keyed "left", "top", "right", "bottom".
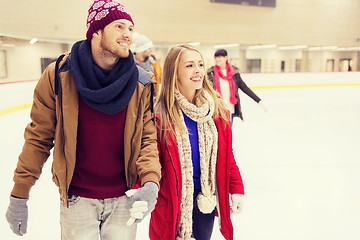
[{"left": 174, "top": 89, "right": 218, "bottom": 240}]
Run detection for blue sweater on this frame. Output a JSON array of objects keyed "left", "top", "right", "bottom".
[{"left": 183, "top": 113, "right": 201, "bottom": 189}]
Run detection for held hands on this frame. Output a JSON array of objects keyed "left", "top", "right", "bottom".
[
  {"left": 230, "top": 194, "right": 244, "bottom": 215},
  {"left": 6, "top": 196, "right": 29, "bottom": 236},
  {"left": 125, "top": 182, "right": 159, "bottom": 226}
]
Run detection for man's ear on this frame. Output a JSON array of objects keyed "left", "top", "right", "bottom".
[{"left": 93, "top": 29, "right": 102, "bottom": 39}]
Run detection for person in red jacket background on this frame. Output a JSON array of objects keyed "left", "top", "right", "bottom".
[{"left": 150, "top": 44, "right": 244, "bottom": 240}]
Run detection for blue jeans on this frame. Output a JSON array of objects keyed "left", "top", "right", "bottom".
[
  {"left": 60, "top": 195, "right": 136, "bottom": 240},
  {"left": 192, "top": 189, "right": 216, "bottom": 240}
]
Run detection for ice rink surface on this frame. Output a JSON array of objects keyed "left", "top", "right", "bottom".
[{"left": 1, "top": 72, "right": 359, "bottom": 239}]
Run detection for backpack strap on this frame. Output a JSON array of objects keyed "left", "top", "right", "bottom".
[
  {"left": 54, "top": 54, "right": 65, "bottom": 96},
  {"left": 150, "top": 82, "right": 155, "bottom": 116}
]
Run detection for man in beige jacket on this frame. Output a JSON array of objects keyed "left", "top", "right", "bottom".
[{"left": 5, "top": 0, "right": 161, "bottom": 239}]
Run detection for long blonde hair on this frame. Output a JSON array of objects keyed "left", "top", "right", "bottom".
[{"left": 155, "top": 44, "right": 229, "bottom": 141}]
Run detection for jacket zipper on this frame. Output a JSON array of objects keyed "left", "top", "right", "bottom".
[
  {"left": 165, "top": 141, "right": 180, "bottom": 236},
  {"left": 57, "top": 83, "right": 69, "bottom": 207}
]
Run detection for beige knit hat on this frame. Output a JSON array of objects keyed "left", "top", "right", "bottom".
[{"left": 131, "top": 33, "right": 153, "bottom": 53}]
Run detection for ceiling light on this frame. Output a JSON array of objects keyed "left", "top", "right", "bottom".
[
  {"left": 248, "top": 44, "right": 277, "bottom": 49},
  {"left": 334, "top": 46, "right": 360, "bottom": 51},
  {"left": 278, "top": 45, "right": 307, "bottom": 50},
  {"left": 29, "top": 38, "right": 38, "bottom": 44},
  {"left": 308, "top": 47, "right": 322, "bottom": 51},
  {"left": 187, "top": 42, "right": 200, "bottom": 46},
  {"left": 321, "top": 46, "right": 337, "bottom": 50}
]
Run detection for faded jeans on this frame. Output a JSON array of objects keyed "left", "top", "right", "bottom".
[{"left": 60, "top": 195, "right": 136, "bottom": 240}]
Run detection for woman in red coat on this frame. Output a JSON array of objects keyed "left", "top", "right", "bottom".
[{"left": 150, "top": 44, "right": 244, "bottom": 240}]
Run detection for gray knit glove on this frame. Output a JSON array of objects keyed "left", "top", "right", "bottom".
[
  {"left": 6, "top": 196, "right": 29, "bottom": 236},
  {"left": 125, "top": 182, "right": 159, "bottom": 225}
]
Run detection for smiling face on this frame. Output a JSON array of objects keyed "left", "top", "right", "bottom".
[
  {"left": 98, "top": 19, "right": 134, "bottom": 59},
  {"left": 177, "top": 49, "right": 205, "bottom": 103}
]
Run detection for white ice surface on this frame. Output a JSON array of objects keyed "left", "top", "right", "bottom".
[{"left": 1, "top": 72, "right": 359, "bottom": 239}]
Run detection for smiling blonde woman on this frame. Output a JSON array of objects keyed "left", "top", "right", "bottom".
[{"left": 150, "top": 44, "right": 245, "bottom": 240}]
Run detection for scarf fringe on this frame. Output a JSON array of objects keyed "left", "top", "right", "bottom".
[{"left": 197, "top": 193, "right": 217, "bottom": 213}]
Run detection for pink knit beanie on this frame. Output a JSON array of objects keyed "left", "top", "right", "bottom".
[{"left": 86, "top": 0, "right": 134, "bottom": 41}]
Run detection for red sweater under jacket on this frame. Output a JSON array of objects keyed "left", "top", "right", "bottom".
[{"left": 68, "top": 96, "right": 127, "bottom": 199}]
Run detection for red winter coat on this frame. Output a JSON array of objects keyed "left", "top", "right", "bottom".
[{"left": 150, "top": 115, "right": 244, "bottom": 240}]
